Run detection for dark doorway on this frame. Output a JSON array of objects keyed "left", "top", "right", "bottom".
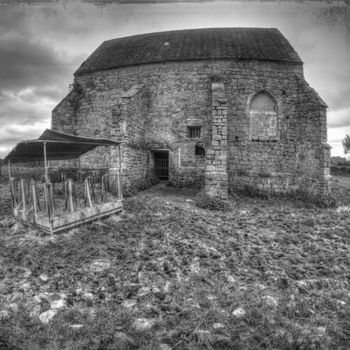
[{"left": 154, "top": 151, "right": 169, "bottom": 180}]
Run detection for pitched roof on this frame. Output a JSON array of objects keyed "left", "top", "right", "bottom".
[{"left": 75, "top": 27, "right": 302, "bottom": 76}]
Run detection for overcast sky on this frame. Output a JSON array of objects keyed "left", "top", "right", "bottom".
[{"left": 0, "top": 0, "right": 349, "bottom": 158}]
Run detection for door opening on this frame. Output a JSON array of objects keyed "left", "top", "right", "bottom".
[{"left": 154, "top": 151, "right": 169, "bottom": 180}]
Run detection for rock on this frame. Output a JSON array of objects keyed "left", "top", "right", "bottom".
[
  {"left": 29, "top": 305, "right": 41, "bottom": 318},
  {"left": 33, "top": 295, "right": 41, "bottom": 303},
  {"left": 240, "top": 210, "right": 249, "bottom": 215},
  {"left": 39, "top": 274, "right": 49, "bottom": 282},
  {"left": 194, "top": 330, "right": 211, "bottom": 342},
  {"left": 23, "top": 269, "right": 32, "bottom": 278},
  {"left": 70, "top": 324, "right": 84, "bottom": 330},
  {"left": 39, "top": 309, "right": 58, "bottom": 324},
  {"left": 38, "top": 292, "right": 65, "bottom": 303},
  {"left": 163, "top": 281, "right": 171, "bottom": 293},
  {"left": 8, "top": 303, "right": 18, "bottom": 313},
  {"left": 263, "top": 295, "right": 278, "bottom": 307},
  {"left": 122, "top": 299, "right": 137, "bottom": 308},
  {"left": 159, "top": 344, "right": 172, "bottom": 350},
  {"left": 82, "top": 292, "right": 94, "bottom": 307},
  {"left": 50, "top": 299, "right": 66, "bottom": 310},
  {"left": 0, "top": 310, "right": 9, "bottom": 320},
  {"left": 132, "top": 318, "right": 157, "bottom": 331},
  {"left": 0, "top": 282, "right": 11, "bottom": 295},
  {"left": 232, "top": 307, "right": 246, "bottom": 318},
  {"left": 189, "top": 259, "right": 200, "bottom": 274},
  {"left": 114, "top": 332, "right": 137, "bottom": 347},
  {"left": 315, "top": 327, "right": 326, "bottom": 336},
  {"left": 212, "top": 322, "right": 225, "bottom": 329},
  {"left": 90, "top": 259, "right": 111, "bottom": 272},
  {"left": 19, "top": 282, "right": 31, "bottom": 291},
  {"left": 137, "top": 286, "right": 151, "bottom": 297},
  {"left": 11, "top": 292, "right": 23, "bottom": 302}
]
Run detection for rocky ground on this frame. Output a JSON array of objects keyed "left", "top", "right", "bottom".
[{"left": 0, "top": 177, "right": 349, "bottom": 349}]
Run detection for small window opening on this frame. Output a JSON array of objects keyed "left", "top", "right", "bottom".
[
  {"left": 195, "top": 145, "right": 205, "bottom": 156},
  {"left": 188, "top": 126, "right": 201, "bottom": 139}
]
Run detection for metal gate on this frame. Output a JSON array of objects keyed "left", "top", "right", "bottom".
[{"left": 154, "top": 151, "right": 169, "bottom": 180}]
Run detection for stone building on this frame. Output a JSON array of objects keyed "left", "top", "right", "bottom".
[{"left": 52, "top": 27, "right": 330, "bottom": 198}]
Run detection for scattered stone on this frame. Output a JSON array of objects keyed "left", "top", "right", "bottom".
[
  {"left": 33, "top": 295, "right": 41, "bottom": 303},
  {"left": 0, "top": 282, "right": 11, "bottom": 295},
  {"left": 8, "top": 303, "right": 18, "bottom": 313},
  {"left": 226, "top": 275, "right": 236, "bottom": 284},
  {"left": 11, "top": 292, "right": 23, "bottom": 302},
  {"left": 152, "top": 286, "right": 162, "bottom": 294},
  {"left": 336, "top": 206, "right": 350, "bottom": 213},
  {"left": 114, "top": 332, "right": 137, "bottom": 347},
  {"left": 38, "top": 292, "right": 65, "bottom": 303},
  {"left": 82, "top": 292, "right": 94, "bottom": 306},
  {"left": 39, "top": 309, "right": 58, "bottom": 324},
  {"left": 189, "top": 259, "right": 200, "bottom": 274},
  {"left": 29, "top": 305, "right": 41, "bottom": 318},
  {"left": 212, "top": 322, "right": 225, "bottom": 330},
  {"left": 122, "top": 299, "right": 137, "bottom": 308},
  {"left": 90, "top": 259, "right": 111, "bottom": 272},
  {"left": 163, "top": 281, "right": 171, "bottom": 293},
  {"left": 137, "top": 286, "right": 151, "bottom": 297},
  {"left": 240, "top": 210, "right": 249, "bottom": 215},
  {"left": 23, "top": 269, "right": 32, "bottom": 278},
  {"left": 263, "top": 295, "right": 278, "bottom": 307},
  {"left": 132, "top": 318, "right": 157, "bottom": 331},
  {"left": 50, "top": 299, "right": 66, "bottom": 310},
  {"left": 194, "top": 330, "right": 211, "bottom": 342},
  {"left": 39, "top": 274, "right": 49, "bottom": 282},
  {"left": 19, "top": 282, "right": 31, "bottom": 291},
  {"left": 0, "top": 310, "right": 9, "bottom": 320},
  {"left": 70, "top": 324, "right": 84, "bottom": 330},
  {"left": 232, "top": 307, "right": 246, "bottom": 318},
  {"left": 315, "top": 327, "right": 326, "bottom": 336}
]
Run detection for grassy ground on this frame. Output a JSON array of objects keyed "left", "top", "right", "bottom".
[{"left": 0, "top": 176, "right": 349, "bottom": 349}]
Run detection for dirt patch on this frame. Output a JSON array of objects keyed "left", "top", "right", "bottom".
[{"left": 0, "top": 178, "right": 350, "bottom": 349}]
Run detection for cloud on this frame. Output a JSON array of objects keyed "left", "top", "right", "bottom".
[{"left": 328, "top": 107, "right": 350, "bottom": 128}]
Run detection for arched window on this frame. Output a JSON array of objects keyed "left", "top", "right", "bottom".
[{"left": 250, "top": 92, "right": 277, "bottom": 141}]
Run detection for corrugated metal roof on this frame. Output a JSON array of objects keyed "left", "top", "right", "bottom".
[
  {"left": 5, "top": 129, "right": 119, "bottom": 163},
  {"left": 75, "top": 27, "right": 302, "bottom": 76}
]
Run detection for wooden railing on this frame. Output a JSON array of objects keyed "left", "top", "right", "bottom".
[{"left": 9, "top": 171, "right": 123, "bottom": 222}]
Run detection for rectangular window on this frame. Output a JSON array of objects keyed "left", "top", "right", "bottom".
[
  {"left": 188, "top": 126, "right": 201, "bottom": 138},
  {"left": 195, "top": 145, "right": 205, "bottom": 156}
]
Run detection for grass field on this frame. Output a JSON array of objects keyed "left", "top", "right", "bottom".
[{"left": 0, "top": 176, "right": 349, "bottom": 350}]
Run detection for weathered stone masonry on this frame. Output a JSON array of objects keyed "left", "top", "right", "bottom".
[{"left": 51, "top": 28, "right": 331, "bottom": 196}]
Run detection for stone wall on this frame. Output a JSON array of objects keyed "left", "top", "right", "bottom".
[
  {"left": 51, "top": 59, "right": 329, "bottom": 195},
  {"left": 205, "top": 80, "right": 228, "bottom": 199}
]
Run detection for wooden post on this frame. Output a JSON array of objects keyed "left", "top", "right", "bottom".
[
  {"left": 8, "top": 160, "right": 17, "bottom": 208},
  {"left": 43, "top": 181, "right": 49, "bottom": 216},
  {"left": 68, "top": 179, "right": 74, "bottom": 213},
  {"left": 47, "top": 182, "right": 55, "bottom": 219},
  {"left": 84, "top": 178, "right": 93, "bottom": 208},
  {"left": 43, "top": 141, "right": 48, "bottom": 183},
  {"left": 118, "top": 144, "right": 123, "bottom": 200},
  {"left": 31, "top": 182, "right": 37, "bottom": 219},
  {"left": 20, "top": 179, "right": 26, "bottom": 220}
]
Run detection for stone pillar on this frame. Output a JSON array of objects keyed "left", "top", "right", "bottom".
[{"left": 205, "top": 81, "right": 228, "bottom": 199}]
